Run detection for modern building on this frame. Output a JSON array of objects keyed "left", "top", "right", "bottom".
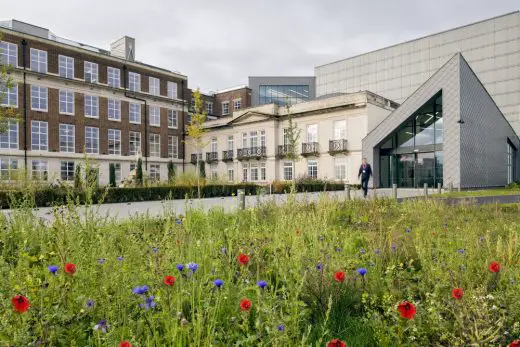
[
  {"left": 185, "top": 92, "right": 396, "bottom": 183},
  {"left": 315, "top": 12, "right": 520, "bottom": 134},
  {"left": 0, "top": 19, "right": 188, "bottom": 185},
  {"left": 248, "top": 76, "right": 315, "bottom": 107},
  {"left": 363, "top": 53, "right": 520, "bottom": 189}
]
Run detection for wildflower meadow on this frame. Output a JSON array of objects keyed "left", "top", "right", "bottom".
[{"left": 1, "top": 195, "right": 520, "bottom": 346}]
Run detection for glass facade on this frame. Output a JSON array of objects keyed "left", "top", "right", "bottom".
[
  {"left": 259, "top": 85, "right": 310, "bottom": 106},
  {"left": 379, "top": 92, "right": 443, "bottom": 188}
]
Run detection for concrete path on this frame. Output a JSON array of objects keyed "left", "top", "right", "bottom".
[{"left": 2, "top": 188, "right": 425, "bottom": 223}]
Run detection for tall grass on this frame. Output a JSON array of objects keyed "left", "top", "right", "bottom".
[{"left": 0, "top": 194, "right": 519, "bottom": 346}]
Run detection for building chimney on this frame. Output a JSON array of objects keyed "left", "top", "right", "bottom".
[{"left": 110, "top": 36, "right": 135, "bottom": 61}]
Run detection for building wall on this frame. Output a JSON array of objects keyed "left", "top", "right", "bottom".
[
  {"left": 316, "top": 12, "right": 520, "bottom": 134},
  {"left": 459, "top": 56, "right": 520, "bottom": 187},
  {"left": 185, "top": 94, "right": 393, "bottom": 184},
  {"left": 0, "top": 28, "right": 188, "bottom": 186},
  {"left": 248, "top": 76, "right": 316, "bottom": 106},
  {"left": 214, "top": 87, "right": 252, "bottom": 117}
]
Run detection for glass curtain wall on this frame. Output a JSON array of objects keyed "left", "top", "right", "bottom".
[
  {"left": 379, "top": 92, "right": 443, "bottom": 188},
  {"left": 259, "top": 85, "right": 311, "bottom": 105}
]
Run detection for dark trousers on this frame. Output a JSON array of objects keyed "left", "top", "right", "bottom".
[{"left": 361, "top": 178, "right": 369, "bottom": 197}]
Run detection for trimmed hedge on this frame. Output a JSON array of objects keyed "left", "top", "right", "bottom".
[{"left": 1, "top": 182, "right": 349, "bottom": 209}]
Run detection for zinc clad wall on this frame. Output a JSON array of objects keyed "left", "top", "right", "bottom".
[{"left": 459, "top": 57, "right": 520, "bottom": 187}]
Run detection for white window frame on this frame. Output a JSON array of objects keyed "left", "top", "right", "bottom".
[
  {"left": 107, "top": 67, "right": 121, "bottom": 88},
  {"left": 58, "top": 55, "right": 74, "bottom": 79},
  {"left": 227, "top": 166, "right": 234, "bottom": 182},
  {"left": 250, "top": 163, "right": 259, "bottom": 181},
  {"left": 210, "top": 164, "right": 218, "bottom": 180},
  {"left": 149, "top": 164, "right": 160, "bottom": 182},
  {"left": 234, "top": 99, "right": 241, "bottom": 110},
  {"left": 110, "top": 163, "right": 121, "bottom": 183},
  {"left": 283, "top": 162, "right": 293, "bottom": 181},
  {"left": 108, "top": 129, "right": 121, "bottom": 155},
  {"left": 334, "top": 120, "right": 347, "bottom": 140},
  {"left": 129, "top": 131, "right": 141, "bottom": 156},
  {"left": 85, "top": 126, "right": 99, "bottom": 154},
  {"left": 0, "top": 158, "right": 18, "bottom": 180},
  {"left": 222, "top": 101, "right": 230, "bottom": 115},
  {"left": 1, "top": 83, "right": 18, "bottom": 107},
  {"left": 167, "top": 81, "right": 177, "bottom": 99},
  {"left": 129, "top": 103, "right": 141, "bottom": 124},
  {"left": 307, "top": 124, "right": 318, "bottom": 143},
  {"left": 211, "top": 137, "right": 218, "bottom": 153},
  {"left": 149, "top": 106, "right": 160, "bottom": 127},
  {"left": 84, "top": 95, "right": 99, "bottom": 118},
  {"left": 228, "top": 136, "right": 234, "bottom": 151},
  {"left": 168, "top": 135, "right": 178, "bottom": 159},
  {"left": 206, "top": 102, "right": 213, "bottom": 115},
  {"left": 59, "top": 90, "right": 74, "bottom": 115},
  {"left": 0, "top": 120, "right": 18, "bottom": 149},
  {"left": 149, "top": 133, "right": 161, "bottom": 157},
  {"left": 0, "top": 41, "right": 17, "bottom": 66},
  {"left": 128, "top": 72, "right": 141, "bottom": 92},
  {"left": 167, "top": 110, "right": 178, "bottom": 129},
  {"left": 308, "top": 160, "right": 318, "bottom": 179},
  {"left": 31, "top": 121, "right": 48, "bottom": 151},
  {"left": 335, "top": 158, "right": 348, "bottom": 181},
  {"left": 31, "top": 160, "right": 48, "bottom": 181},
  {"left": 31, "top": 85, "right": 48, "bottom": 111},
  {"left": 84, "top": 61, "right": 99, "bottom": 83},
  {"left": 60, "top": 161, "right": 75, "bottom": 181},
  {"left": 260, "top": 162, "right": 266, "bottom": 181},
  {"left": 149, "top": 77, "right": 160, "bottom": 96},
  {"left": 242, "top": 163, "right": 248, "bottom": 182},
  {"left": 30, "top": 48, "right": 47, "bottom": 73},
  {"left": 108, "top": 99, "right": 121, "bottom": 121},
  {"left": 59, "top": 123, "right": 75, "bottom": 153}
]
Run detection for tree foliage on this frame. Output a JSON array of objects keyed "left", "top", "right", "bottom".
[
  {"left": 136, "top": 158, "right": 143, "bottom": 187},
  {"left": 285, "top": 102, "right": 301, "bottom": 189}
]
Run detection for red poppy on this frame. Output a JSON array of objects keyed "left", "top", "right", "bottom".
[
  {"left": 327, "top": 338, "right": 347, "bottom": 347},
  {"left": 120, "top": 342, "right": 131, "bottom": 347},
  {"left": 509, "top": 339, "right": 520, "bottom": 347},
  {"left": 451, "top": 288, "right": 464, "bottom": 300},
  {"left": 240, "top": 298, "right": 252, "bottom": 311},
  {"left": 64, "top": 263, "right": 76, "bottom": 275},
  {"left": 488, "top": 261, "right": 501, "bottom": 273},
  {"left": 397, "top": 301, "right": 417, "bottom": 319},
  {"left": 237, "top": 253, "right": 250, "bottom": 266},
  {"left": 334, "top": 271, "right": 346, "bottom": 283},
  {"left": 11, "top": 295, "right": 30, "bottom": 313},
  {"left": 163, "top": 275, "right": 176, "bottom": 286}
]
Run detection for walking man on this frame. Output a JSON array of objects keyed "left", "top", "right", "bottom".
[{"left": 358, "top": 158, "right": 372, "bottom": 198}]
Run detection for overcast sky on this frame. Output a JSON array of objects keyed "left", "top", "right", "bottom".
[{"left": 2, "top": 1, "right": 519, "bottom": 91}]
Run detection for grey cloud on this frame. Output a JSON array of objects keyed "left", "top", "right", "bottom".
[{"left": 2, "top": 0, "right": 518, "bottom": 90}]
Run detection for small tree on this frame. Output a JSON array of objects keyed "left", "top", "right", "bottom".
[
  {"left": 167, "top": 160, "right": 176, "bottom": 184},
  {"left": 136, "top": 158, "right": 143, "bottom": 187},
  {"left": 74, "top": 164, "right": 82, "bottom": 190},
  {"left": 285, "top": 102, "right": 301, "bottom": 191},
  {"left": 185, "top": 89, "right": 209, "bottom": 198},
  {"left": 109, "top": 164, "right": 116, "bottom": 187}
]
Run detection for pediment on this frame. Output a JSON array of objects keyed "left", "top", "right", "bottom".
[{"left": 230, "top": 111, "right": 275, "bottom": 125}]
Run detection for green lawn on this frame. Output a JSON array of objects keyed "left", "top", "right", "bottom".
[
  {"left": 432, "top": 188, "right": 520, "bottom": 198},
  {"left": 1, "top": 195, "right": 519, "bottom": 346}
]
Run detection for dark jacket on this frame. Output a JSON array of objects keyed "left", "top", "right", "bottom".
[{"left": 358, "top": 164, "right": 372, "bottom": 180}]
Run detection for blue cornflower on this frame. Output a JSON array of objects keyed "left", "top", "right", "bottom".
[
  {"left": 360, "top": 248, "right": 366, "bottom": 255},
  {"left": 357, "top": 268, "right": 367, "bottom": 276},
  {"left": 335, "top": 247, "right": 342, "bottom": 252},
  {"left": 221, "top": 247, "right": 227, "bottom": 255},
  {"left": 48, "top": 265, "right": 59, "bottom": 275},
  {"left": 117, "top": 256, "right": 124, "bottom": 261},
  {"left": 257, "top": 280, "right": 267, "bottom": 289},
  {"left": 318, "top": 236, "right": 325, "bottom": 241},
  {"left": 86, "top": 299, "right": 95, "bottom": 308},
  {"left": 132, "top": 285, "right": 149, "bottom": 295},
  {"left": 93, "top": 319, "right": 108, "bottom": 333},
  {"left": 391, "top": 244, "right": 398, "bottom": 252},
  {"left": 405, "top": 227, "right": 412, "bottom": 233},
  {"left": 374, "top": 249, "right": 381, "bottom": 255},
  {"left": 277, "top": 324, "right": 285, "bottom": 331},
  {"left": 176, "top": 264, "right": 185, "bottom": 272},
  {"left": 479, "top": 236, "right": 486, "bottom": 242},
  {"left": 152, "top": 247, "right": 159, "bottom": 254},
  {"left": 457, "top": 249, "right": 465, "bottom": 254},
  {"left": 175, "top": 219, "right": 182, "bottom": 225},
  {"left": 98, "top": 258, "right": 106, "bottom": 264},
  {"left": 141, "top": 295, "right": 156, "bottom": 310},
  {"left": 316, "top": 263, "right": 323, "bottom": 271},
  {"left": 187, "top": 263, "right": 199, "bottom": 273},
  {"left": 214, "top": 279, "right": 224, "bottom": 288}
]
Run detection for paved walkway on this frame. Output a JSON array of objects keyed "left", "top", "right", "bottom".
[{"left": 2, "top": 188, "right": 425, "bottom": 222}]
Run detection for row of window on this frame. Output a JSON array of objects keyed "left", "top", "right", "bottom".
[
  {"left": 1, "top": 121, "right": 178, "bottom": 158},
  {"left": 0, "top": 159, "right": 164, "bottom": 182},
  {"left": 221, "top": 99, "right": 241, "bottom": 116},
  {"left": 0, "top": 41, "right": 179, "bottom": 97},
  {"left": 1, "top": 84, "right": 179, "bottom": 127}
]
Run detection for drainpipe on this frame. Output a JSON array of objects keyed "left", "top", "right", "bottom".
[
  {"left": 122, "top": 65, "right": 148, "bottom": 170},
  {"left": 181, "top": 80, "right": 185, "bottom": 173},
  {"left": 21, "top": 39, "right": 28, "bottom": 175}
]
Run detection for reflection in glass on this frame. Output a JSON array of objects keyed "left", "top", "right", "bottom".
[{"left": 258, "top": 85, "right": 311, "bottom": 106}]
